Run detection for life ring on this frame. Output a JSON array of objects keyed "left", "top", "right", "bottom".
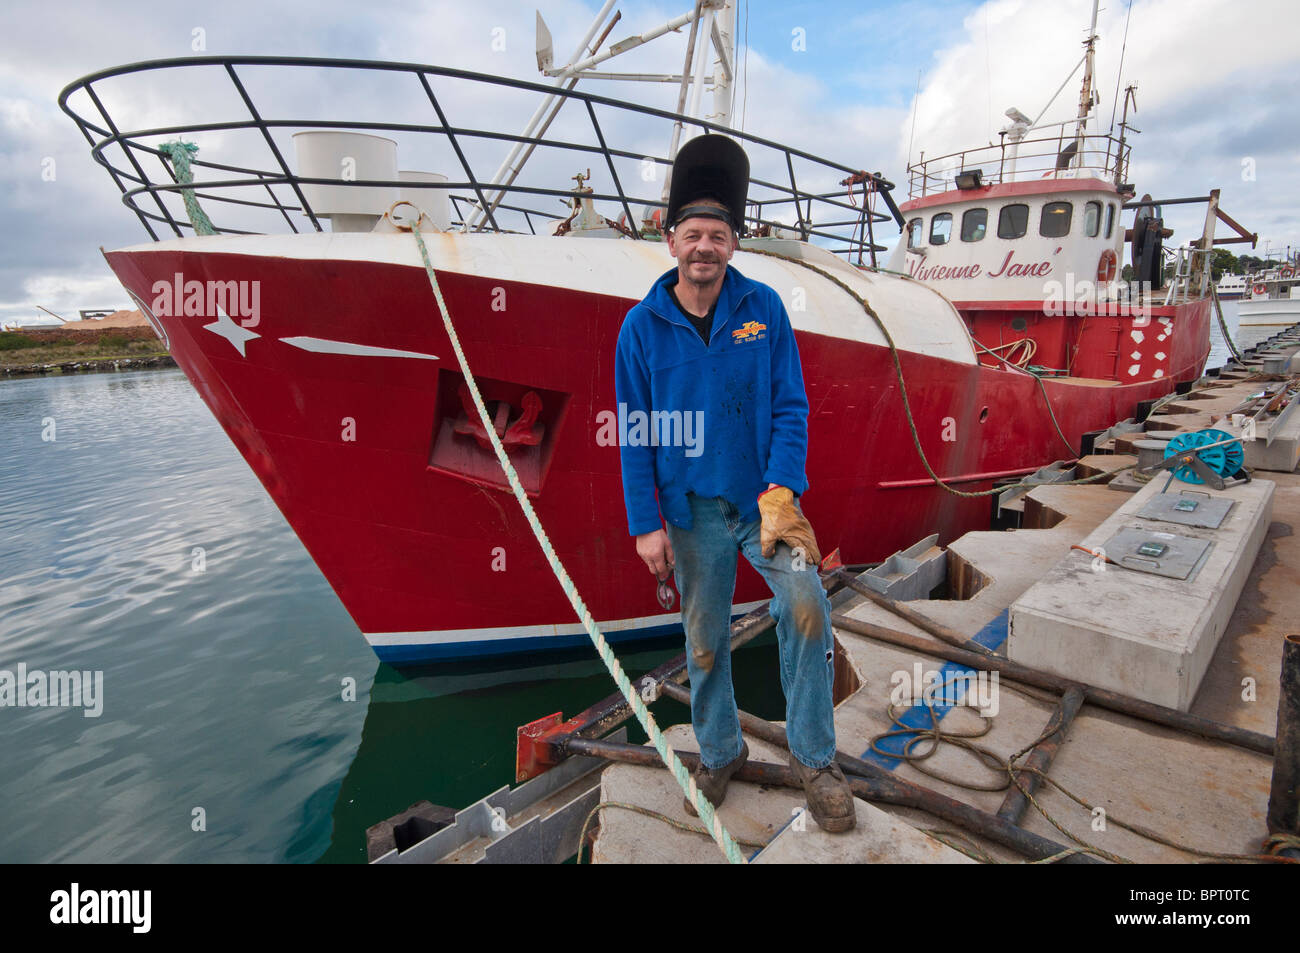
[
  {"left": 1096, "top": 249, "right": 1119, "bottom": 282},
  {"left": 1253, "top": 283, "right": 1267, "bottom": 295}
]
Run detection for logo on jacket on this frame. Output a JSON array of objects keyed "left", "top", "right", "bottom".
[{"left": 731, "top": 320, "right": 767, "bottom": 343}]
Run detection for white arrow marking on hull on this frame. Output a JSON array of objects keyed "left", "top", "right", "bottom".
[{"left": 280, "top": 337, "right": 439, "bottom": 360}]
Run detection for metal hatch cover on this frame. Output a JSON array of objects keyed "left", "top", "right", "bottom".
[
  {"left": 1100, "top": 526, "right": 1213, "bottom": 580},
  {"left": 1136, "top": 491, "right": 1236, "bottom": 529}
]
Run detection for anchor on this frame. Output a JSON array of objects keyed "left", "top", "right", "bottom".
[{"left": 452, "top": 383, "right": 543, "bottom": 452}]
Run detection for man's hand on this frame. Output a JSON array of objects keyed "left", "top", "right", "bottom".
[
  {"left": 758, "top": 485, "right": 821, "bottom": 565},
  {"left": 635, "top": 528, "right": 675, "bottom": 580}
]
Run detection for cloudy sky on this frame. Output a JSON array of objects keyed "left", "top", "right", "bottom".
[{"left": 2, "top": 0, "right": 1297, "bottom": 326}]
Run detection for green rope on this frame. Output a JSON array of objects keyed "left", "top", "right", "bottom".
[
  {"left": 409, "top": 222, "right": 746, "bottom": 864},
  {"left": 1211, "top": 283, "right": 1245, "bottom": 364},
  {"left": 159, "top": 140, "right": 216, "bottom": 236}
]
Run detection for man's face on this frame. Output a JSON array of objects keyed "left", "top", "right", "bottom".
[{"left": 666, "top": 205, "right": 738, "bottom": 287}]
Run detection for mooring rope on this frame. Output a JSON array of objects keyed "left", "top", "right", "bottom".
[
  {"left": 159, "top": 140, "right": 216, "bottom": 237},
  {"left": 742, "top": 247, "right": 1130, "bottom": 498},
  {"left": 409, "top": 221, "right": 746, "bottom": 864},
  {"left": 1210, "top": 283, "right": 1245, "bottom": 365}
]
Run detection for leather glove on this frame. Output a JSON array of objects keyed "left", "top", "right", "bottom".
[{"left": 757, "top": 486, "right": 821, "bottom": 565}]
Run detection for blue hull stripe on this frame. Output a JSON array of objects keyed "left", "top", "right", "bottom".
[{"left": 371, "top": 616, "right": 742, "bottom": 664}]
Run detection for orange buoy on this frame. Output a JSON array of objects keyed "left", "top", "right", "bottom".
[{"left": 1097, "top": 249, "right": 1118, "bottom": 282}]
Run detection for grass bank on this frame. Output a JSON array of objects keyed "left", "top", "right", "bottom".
[{"left": 1, "top": 333, "right": 173, "bottom": 377}]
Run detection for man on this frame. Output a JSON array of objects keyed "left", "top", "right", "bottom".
[{"left": 613, "top": 134, "right": 855, "bottom": 833}]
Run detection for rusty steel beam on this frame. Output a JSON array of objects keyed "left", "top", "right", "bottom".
[
  {"left": 560, "top": 576, "right": 848, "bottom": 743},
  {"left": 517, "top": 579, "right": 854, "bottom": 781},
  {"left": 996, "top": 685, "right": 1087, "bottom": 824},
  {"left": 829, "top": 568, "right": 993, "bottom": 656},
  {"left": 566, "top": 736, "right": 1101, "bottom": 864},
  {"left": 568, "top": 603, "right": 775, "bottom": 740},
  {"left": 1268, "top": 634, "right": 1300, "bottom": 837},
  {"left": 831, "top": 614, "right": 1274, "bottom": 755}
]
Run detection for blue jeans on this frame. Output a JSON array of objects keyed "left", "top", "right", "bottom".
[{"left": 664, "top": 493, "right": 837, "bottom": 770}]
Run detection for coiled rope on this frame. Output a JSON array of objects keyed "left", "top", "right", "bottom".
[
  {"left": 872, "top": 675, "right": 1297, "bottom": 864},
  {"left": 409, "top": 220, "right": 745, "bottom": 864}
]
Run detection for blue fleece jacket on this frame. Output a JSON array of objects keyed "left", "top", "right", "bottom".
[{"left": 614, "top": 263, "right": 811, "bottom": 536}]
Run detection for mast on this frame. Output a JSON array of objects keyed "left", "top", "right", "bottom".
[
  {"left": 1072, "top": 0, "right": 1101, "bottom": 167},
  {"left": 468, "top": 0, "right": 738, "bottom": 232}
]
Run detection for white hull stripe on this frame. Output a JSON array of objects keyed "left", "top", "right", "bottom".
[
  {"left": 280, "top": 336, "right": 439, "bottom": 359},
  {"left": 116, "top": 233, "right": 977, "bottom": 365},
  {"left": 363, "top": 600, "right": 769, "bottom": 646}
]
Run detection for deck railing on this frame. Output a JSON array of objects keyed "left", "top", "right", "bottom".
[
  {"left": 907, "top": 123, "right": 1132, "bottom": 199},
  {"left": 60, "top": 56, "right": 903, "bottom": 264}
]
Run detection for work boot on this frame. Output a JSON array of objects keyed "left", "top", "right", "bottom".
[
  {"left": 683, "top": 741, "right": 749, "bottom": 817},
  {"left": 789, "top": 753, "right": 856, "bottom": 833}
]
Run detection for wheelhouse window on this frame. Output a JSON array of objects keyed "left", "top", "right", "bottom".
[
  {"left": 1105, "top": 203, "right": 1116, "bottom": 239},
  {"left": 1083, "top": 201, "right": 1101, "bottom": 238},
  {"left": 997, "top": 204, "right": 1029, "bottom": 239},
  {"left": 1040, "top": 201, "right": 1073, "bottom": 237},
  {"left": 906, "top": 218, "right": 923, "bottom": 249},
  {"left": 961, "top": 208, "right": 987, "bottom": 242},
  {"left": 929, "top": 212, "right": 953, "bottom": 245}
]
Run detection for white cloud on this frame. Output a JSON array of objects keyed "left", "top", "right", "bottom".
[{"left": 3, "top": 0, "right": 1298, "bottom": 322}]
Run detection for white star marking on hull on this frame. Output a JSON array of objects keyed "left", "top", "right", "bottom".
[{"left": 203, "top": 307, "right": 261, "bottom": 357}]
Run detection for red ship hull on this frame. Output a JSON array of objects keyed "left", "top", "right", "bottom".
[{"left": 105, "top": 236, "right": 1209, "bottom": 662}]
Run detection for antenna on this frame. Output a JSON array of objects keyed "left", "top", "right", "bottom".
[{"left": 906, "top": 69, "right": 921, "bottom": 170}]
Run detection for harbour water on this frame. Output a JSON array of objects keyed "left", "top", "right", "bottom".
[
  {"left": 0, "top": 367, "right": 788, "bottom": 862},
  {"left": 0, "top": 299, "right": 1250, "bottom": 863}
]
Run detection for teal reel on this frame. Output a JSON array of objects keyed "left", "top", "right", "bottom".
[{"left": 1157, "top": 428, "right": 1246, "bottom": 488}]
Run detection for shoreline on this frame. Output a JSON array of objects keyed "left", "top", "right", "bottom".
[{"left": 1, "top": 353, "right": 177, "bottom": 379}]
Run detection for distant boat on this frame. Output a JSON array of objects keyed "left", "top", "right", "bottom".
[
  {"left": 1239, "top": 259, "right": 1300, "bottom": 327},
  {"left": 1215, "top": 272, "right": 1247, "bottom": 299}
]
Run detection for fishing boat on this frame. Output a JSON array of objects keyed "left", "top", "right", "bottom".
[
  {"left": 889, "top": 1, "right": 1257, "bottom": 392},
  {"left": 60, "top": 1, "right": 1251, "bottom": 663},
  {"left": 1240, "top": 257, "right": 1300, "bottom": 327},
  {"left": 1216, "top": 272, "right": 1248, "bottom": 300}
]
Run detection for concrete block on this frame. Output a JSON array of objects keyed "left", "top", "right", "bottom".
[
  {"left": 753, "top": 799, "right": 975, "bottom": 864},
  {"left": 1009, "top": 475, "right": 1275, "bottom": 711},
  {"left": 592, "top": 724, "right": 972, "bottom": 864},
  {"left": 1222, "top": 410, "right": 1300, "bottom": 474}
]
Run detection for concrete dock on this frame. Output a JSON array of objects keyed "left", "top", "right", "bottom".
[{"left": 591, "top": 358, "right": 1300, "bottom": 864}]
